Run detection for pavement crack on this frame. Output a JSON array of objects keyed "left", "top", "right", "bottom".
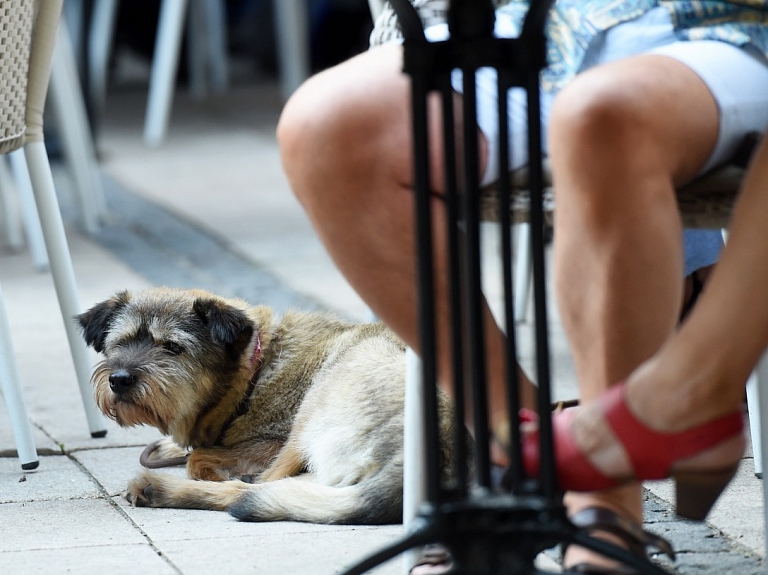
[
  {"left": 66, "top": 453, "right": 184, "bottom": 575},
  {"left": 28, "top": 421, "right": 67, "bottom": 455}
]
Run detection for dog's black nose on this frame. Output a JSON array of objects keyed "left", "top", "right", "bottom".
[{"left": 109, "top": 370, "right": 136, "bottom": 394}]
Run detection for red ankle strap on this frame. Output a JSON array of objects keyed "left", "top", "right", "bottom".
[{"left": 603, "top": 383, "right": 744, "bottom": 479}]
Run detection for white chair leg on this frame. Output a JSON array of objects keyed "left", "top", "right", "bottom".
[
  {"left": 87, "top": 0, "right": 119, "bottom": 124},
  {"left": 0, "top": 156, "right": 24, "bottom": 252},
  {"left": 367, "top": 0, "right": 386, "bottom": 20},
  {"left": 273, "top": 0, "right": 310, "bottom": 99},
  {"left": 403, "top": 347, "right": 426, "bottom": 574},
  {"left": 144, "top": 0, "right": 189, "bottom": 147},
  {"left": 9, "top": 150, "right": 49, "bottom": 271},
  {"left": 51, "top": 18, "right": 106, "bottom": 234},
  {"left": 202, "top": 0, "right": 228, "bottom": 94},
  {"left": 186, "top": 0, "right": 208, "bottom": 100},
  {"left": 187, "top": 0, "right": 228, "bottom": 99},
  {"left": 747, "top": 372, "right": 762, "bottom": 478},
  {"left": 514, "top": 223, "right": 532, "bottom": 323},
  {"left": 755, "top": 349, "right": 768, "bottom": 562},
  {"left": 24, "top": 141, "right": 107, "bottom": 437},
  {"left": 0, "top": 283, "right": 39, "bottom": 469}
]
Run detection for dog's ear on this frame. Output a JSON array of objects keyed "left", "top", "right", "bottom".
[
  {"left": 193, "top": 298, "right": 254, "bottom": 358},
  {"left": 76, "top": 291, "right": 131, "bottom": 353}
]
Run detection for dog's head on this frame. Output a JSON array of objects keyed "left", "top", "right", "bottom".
[{"left": 77, "top": 288, "right": 263, "bottom": 437}]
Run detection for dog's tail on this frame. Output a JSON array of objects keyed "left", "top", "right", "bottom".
[{"left": 229, "top": 467, "right": 402, "bottom": 525}]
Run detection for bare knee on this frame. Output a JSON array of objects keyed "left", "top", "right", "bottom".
[
  {"left": 276, "top": 70, "right": 353, "bottom": 198},
  {"left": 549, "top": 56, "right": 718, "bottom": 195},
  {"left": 277, "top": 71, "right": 344, "bottom": 173},
  {"left": 549, "top": 71, "right": 661, "bottom": 182},
  {"left": 277, "top": 45, "right": 411, "bottom": 207},
  {"left": 547, "top": 63, "right": 688, "bottom": 227}
]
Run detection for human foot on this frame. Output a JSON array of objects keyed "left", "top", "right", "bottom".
[
  {"left": 562, "top": 506, "right": 674, "bottom": 574},
  {"left": 522, "top": 381, "right": 744, "bottom": 520},
  {"left": 409, "top": 545, "right": 454, "bottom": 575}
]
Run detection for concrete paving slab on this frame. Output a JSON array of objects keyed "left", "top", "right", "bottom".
[
  {"left": 114, "top": 491, "right": 416, "bottom": 575},
  {"left": 97, "top": 458, "right": 561, "bottom": 573},
  {"left": 646, "top": 459, "right": 764, "bottom": 558},
  {"left": 0, "top": 413, "right": 60, "bottom": 458},
  {"left": 0, "top": 498, "right": 146, "bottom": 552},
  {"left": 641, "top": 492, "right": 765, "bottom": 573},
  {"left": 153, "top": 524, "right": 405, "bottom": 575},
  {"left": 114, "top": 495, "right": 388, "bottom": 542},
  {"left": 0, "top": 544, "right": 179, "bottom": 575},
  {"left": 657, "top": 551, "right": 765, "bottom": 575},
  {"left": 72, "top": 446, "right": 167, "bottom": 497},
  {"left": 0, "top": 454, "right": 100, "bottom": 503}
]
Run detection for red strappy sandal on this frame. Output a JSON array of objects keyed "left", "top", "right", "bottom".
[{"left": 523, "top": 381, "right": 745, "bottom": 521}]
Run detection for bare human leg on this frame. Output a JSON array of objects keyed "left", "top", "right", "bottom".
[
  {"left": 548, "top": 55, "right": 725, "bottom": 569},
  {"left": 278, "top": 43, "right": 535, "bottom": 441}
]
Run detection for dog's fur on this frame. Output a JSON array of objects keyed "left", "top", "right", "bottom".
[{"left": 78, "top": 287, "right": 455, "bottom": 524}]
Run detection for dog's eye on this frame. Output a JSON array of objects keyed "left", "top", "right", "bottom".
[{"left": 162, "top": 341, "right": 184, "bottom": 355}]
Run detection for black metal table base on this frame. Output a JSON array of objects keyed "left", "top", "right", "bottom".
[
  {"left": 340, "top": 1, "right": 674, "bottom": 574},
  {"left": 341, "top": 497, "right": 670, "bottom": 575}
]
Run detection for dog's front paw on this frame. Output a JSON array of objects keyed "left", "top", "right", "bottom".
[{"left": 125, "top": 471, "right": 160, "bottom": 507}]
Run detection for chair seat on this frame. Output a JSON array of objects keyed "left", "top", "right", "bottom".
[{"left": 482, "top": 160, "right": 744, "bottom": 229}]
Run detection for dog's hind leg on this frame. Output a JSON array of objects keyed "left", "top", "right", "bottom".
[
  {"left": 187, "top": 448, "right": 242, "bottom": 481},
  {"left": 229, "top": 475, "right": 364, "bottom": 523},
  {"left": 188, "top": 441, "right": 284, "bottom": 481},
  {"left": 229, "top": 467, "right": 402, "bottom": 524},
  {"left": 259, "top": 441, "right": 305, "bottom": 482}
]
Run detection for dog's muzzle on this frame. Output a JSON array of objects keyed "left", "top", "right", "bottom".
[{"left": 109, "top": 369, "right": 137, "bottom": 394}]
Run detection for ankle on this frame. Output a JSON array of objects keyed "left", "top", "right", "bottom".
[{"left": 626, "top": 352, "right": 745, "bottom": 432}]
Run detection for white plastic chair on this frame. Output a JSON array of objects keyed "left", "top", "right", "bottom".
[
  {"left": 142, "top": 0, "right": 194, "bottom": 147},
  {"left": 49, "top": 16, "right": 106, "bottom": 234},
  {"left": 8, "top": 149, "right": 49, "bottom": 270},
  {"left": 368, "top": 0, "right": 386, "bottom": 19},
  {"left": 87, "top": 0, "right": 310, "bottom": 147},
  {"left": 0, "top": 0, "right": 108, "bottom": 463},
  {"left": 273, "top": 0, "right": 311, "bottom": 102},
  {"left": 85, "top": 0, "right": 231, "bottom": 147},
  {"left": 0, "top": 283, "right": 37, "bottom": 469}
]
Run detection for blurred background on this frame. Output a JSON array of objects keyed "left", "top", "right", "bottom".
[
  {"left": 12, "top": 0, "right": 386, "bottom": 323},
  {"left": 63, "top": 0, "right": 375, "bottom": 142}
]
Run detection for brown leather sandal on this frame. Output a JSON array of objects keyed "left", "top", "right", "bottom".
[{"left": 563, "top": 507, "right": 675, "bottom": 574}]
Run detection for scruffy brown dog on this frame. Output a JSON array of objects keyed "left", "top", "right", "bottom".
[{"left": 78, "top": 287, "right": 455, "bottom": 524}]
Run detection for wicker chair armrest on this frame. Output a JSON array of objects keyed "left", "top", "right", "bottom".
[{"left": 25, "top": 0, "right": 63, "bottom": 143}]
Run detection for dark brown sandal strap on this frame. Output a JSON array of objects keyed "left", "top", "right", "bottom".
[{"left": 566, "top": 506, "right": 676, "bottom": 561}]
